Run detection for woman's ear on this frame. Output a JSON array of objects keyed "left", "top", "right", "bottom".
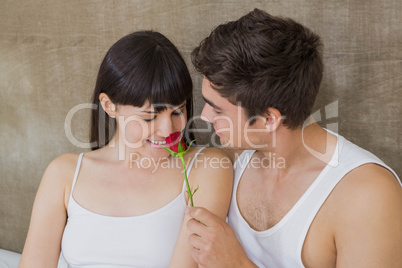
[
  {"left": 264, "top": 107, "right": 282, "bottom": 132},
  {"left": 99, "top": 93, "right": 117, "bottom": 118}
]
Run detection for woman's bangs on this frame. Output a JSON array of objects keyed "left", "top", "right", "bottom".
[
  {"left": 147, "top": 50, "right": 192, "bottom": 111},
  {"left": 115, "top": 43, "right": 192, "bottom": 112},
  {"left": 150, "top": 68, "right": 191, "bottom": 111}
]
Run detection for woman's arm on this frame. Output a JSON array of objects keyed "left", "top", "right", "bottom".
[
  {"left": 19, "top": 154, "right": 76, "bottom": 268},
  {"left": 169, "top": 147, "right": 233, "bottom": 268}
]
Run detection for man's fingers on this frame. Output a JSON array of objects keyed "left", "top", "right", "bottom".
[
  {"left": 187, "top": 217, "right": 207, "bottom": 236},
  {"left": 188, "top": 233, "right": 207, "bottom": 250},
  {"left": 190, "top": 247, "right": 208, "bottom": 268},
  {"left": 190, "top": 247, "right": 201, "bottom": 264},
  {"left": 186, "top": 206, "right": 222, "bottom": 227}
]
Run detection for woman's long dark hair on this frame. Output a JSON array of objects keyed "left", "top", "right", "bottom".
[{"left": 90, "top": 31, "right": 193, "bottom": 150}]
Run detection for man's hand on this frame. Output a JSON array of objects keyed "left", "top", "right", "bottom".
[{"left": 186, "top": 207, "right": 257, "bottom": 268}]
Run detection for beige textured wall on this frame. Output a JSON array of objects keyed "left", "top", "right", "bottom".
[{"left": 1, "top": 0, "right": 401, "bottom": 253}]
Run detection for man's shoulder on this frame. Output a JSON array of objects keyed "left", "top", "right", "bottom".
[
  {"left": 343, "top": 163, "right": 400, "bottom": 194},
  {"left": 328, "top": 163, "right": 401, "bottom": 224},
  {"left": 322, "top": 163, "right": 402, "bottom": 266},
  {"left": 336, "top": 135, "right": 392, "bottom": 169}
]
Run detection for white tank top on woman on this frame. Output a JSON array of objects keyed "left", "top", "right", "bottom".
[
  {"left": 61, "top": 148, "right": 205, "bottom": 268},
  {"left": 228, "top": 132, "right": 400, "bottom": 268}
]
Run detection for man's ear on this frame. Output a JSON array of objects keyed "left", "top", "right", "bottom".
[
  {"left": 99, "top": 93, "right": 117, "bottom": 118},
  {"left": 264, "top": 107, "right": 282, "bottom": 132}
]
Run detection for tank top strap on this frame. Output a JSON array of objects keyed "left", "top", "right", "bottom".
[
  {"left": 233, "top": 150, "right": 256, "bottom": 185},
  {"left": 186, "top": 147, "right": 206, "bottom": 176},
  {"left": 71, "top": 153, "right": 84, "bottom": 197},
  {"left": 181, "top": 147, "right": 206, "bottom": 192}
]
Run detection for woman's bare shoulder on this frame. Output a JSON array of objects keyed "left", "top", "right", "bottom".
[
  {"left": 188, "top": 147, "right": 233, "bottom": 179},
  {"left": 43, "top": 153, "right": 82, "bottom": 184},
  {"left": 208, "top": 147, "right": 244, "bottom": 163},
  {"left": 189, "top": 147, "right": 233, "bottom": 163},
  {"left": 49, "top": 153, "right": 81, "bottom": 170}
]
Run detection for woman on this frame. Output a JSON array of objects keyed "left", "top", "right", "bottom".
[{"left": 20, "top": 31, "right": 233, "bottom": 267}]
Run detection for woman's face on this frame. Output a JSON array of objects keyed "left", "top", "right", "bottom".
[{"left": 114, "top": 100, "right": 187, "bottom": 158}]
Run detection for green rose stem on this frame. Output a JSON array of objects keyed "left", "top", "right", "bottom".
[
  {"left": 180, "top": 154, "right": 194, "bottom": 207},
  {"left": 164, "top": 136, "right": 197, "bottom": 207}
]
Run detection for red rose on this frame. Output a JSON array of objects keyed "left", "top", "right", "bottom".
[
  {"left": 163, "top": 132, "right": 196, "bottom": 206},
  {"left": 165, "top": 132, "right": 187, "bottom": 153}
]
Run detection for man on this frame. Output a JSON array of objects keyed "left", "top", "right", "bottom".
[{"left": 186, "top": 8, "right": 402, "bottom": 268}]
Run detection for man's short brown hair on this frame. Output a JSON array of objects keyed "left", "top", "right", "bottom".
[{"left": 192, "top": 9, "right": 323, "bottom": 129}]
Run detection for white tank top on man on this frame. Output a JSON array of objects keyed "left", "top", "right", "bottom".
[{"left": 228, "top": 132, "right": 400, "bottom": 268}]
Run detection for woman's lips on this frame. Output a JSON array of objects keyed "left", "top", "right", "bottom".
[{"left": 146, "top": 140, "right": 166, "bottom": 149}]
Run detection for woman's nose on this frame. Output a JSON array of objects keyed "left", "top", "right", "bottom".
[{"left": 155, "top": 116, "right": 174, "bottom": 137}]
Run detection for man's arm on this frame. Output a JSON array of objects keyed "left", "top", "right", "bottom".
[
  {"left": 186, "top": 207, "right": 258, "bottom": 268},
  {"left": 333, "top": 164, "right": 402, "bottom": 267}
]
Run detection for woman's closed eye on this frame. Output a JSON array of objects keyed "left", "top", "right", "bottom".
[
  {"left": 143, "top": 115, "right": 157, "bottom": 122},
  {"left": 172, "top": 109, "right": 184, "bottom": 116},
  {"left": 142, "top": 109, "right": 183, "bottom": 122}
]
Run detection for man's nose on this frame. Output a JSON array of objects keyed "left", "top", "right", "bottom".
[{"left": 200, "top": 104, "right": 214, "bottom": 123}]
